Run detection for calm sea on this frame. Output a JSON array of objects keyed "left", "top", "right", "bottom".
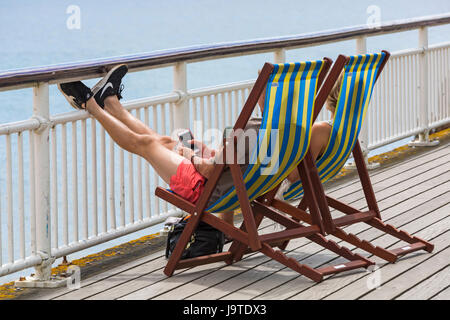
[{"left": 0, "top": 0, "right": 449, "bottom": 282}]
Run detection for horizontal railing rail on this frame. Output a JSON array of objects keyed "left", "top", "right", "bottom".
[
  {"left": 0, "top": 14, "right": 449, "bottom": 282},
  {"left": 0, "top": 13, "right": 450, "bottom": 90}
]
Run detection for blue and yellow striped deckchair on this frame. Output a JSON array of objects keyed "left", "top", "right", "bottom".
[
  {"left": 273, "top": 51, "right": 434, "bottom": 263},
  {"left": 206, "top": 60, "right": 325, "bottom": 214},
  {"left": 283, "top": 52, "right": 386, "bottom": 202},
  {"left": 156, "top": 59, "right": 374, "bottom": 281}
]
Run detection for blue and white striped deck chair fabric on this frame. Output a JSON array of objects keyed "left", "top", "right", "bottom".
[
  {"left": 283, "top": 52, "right": 386, "bottom": 201},
  {"left": 206, "top": 60, "right": 325, "bottom": 213}
]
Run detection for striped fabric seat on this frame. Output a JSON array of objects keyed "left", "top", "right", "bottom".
[
  {"left": 206, "top": 60, "right": 325, "bottom": 213},
  {"left": 283, "top": 52, "right": 386, "bottom": 201}
]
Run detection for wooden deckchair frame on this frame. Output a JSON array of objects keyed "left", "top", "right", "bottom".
[
  {"left": 156, "top": 58, "right": 375, "bottom": 282},
  {"left": 271, "top": 50, "right": 434, "bottom": 263}
]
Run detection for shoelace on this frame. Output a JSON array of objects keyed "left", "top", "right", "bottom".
[{"left": 117, "top": 84, "right": 124, "bottom": 100}]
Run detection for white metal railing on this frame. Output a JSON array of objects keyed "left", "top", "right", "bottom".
[{"left": 0, "top": 14, "right": 449, "bottom": 282}]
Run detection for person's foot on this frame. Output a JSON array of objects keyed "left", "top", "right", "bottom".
[
  {"left": 91, "top": 64, "right": 128, "bottom": 108},
  {"left": 58, "top": 81, "right": 93, "bottom": 110},
  {"left": 274, "top": 178, "right": 292, "bottom": 201}
]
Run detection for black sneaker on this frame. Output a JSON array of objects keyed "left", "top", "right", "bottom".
[
  {"left": 92, "top": 64, "right": 128, "bottom": 108},
  {"left": 58, "top": 81, "right": 93, "bottom": 110}
]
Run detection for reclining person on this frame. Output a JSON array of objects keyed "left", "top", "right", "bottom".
[{"left": 58, "top": 64, "right": 340, "bottom": 227}]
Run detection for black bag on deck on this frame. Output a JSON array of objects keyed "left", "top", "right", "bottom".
[{"left": 165, "top": 216, "right": 225, "bottom": 260}]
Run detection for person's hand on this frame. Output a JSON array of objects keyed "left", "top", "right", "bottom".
[
  {"left": 177, "top": 145, "right": 195, "bottom": 161},
  {"left": 189, "top": 139, "right": 215, "bottom": 158}
]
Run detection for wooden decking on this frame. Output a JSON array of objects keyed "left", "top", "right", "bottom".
[{"left": 33, "top": 141, "right": 450, "bottom": 300}]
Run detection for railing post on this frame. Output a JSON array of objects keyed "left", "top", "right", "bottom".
[
  {"left": 33, "top": 82, "right": 53, "bottom": 280},
  {"left": 173, "top": 62, "right": 189, "bottom": 132},
  {"left": 274, "top": 48, "right": 286, "bottom": 64},
  {"left": 409, "top": 27, "right": 439, "bottom": 147},
  {"left": 16, "top": 82, "right": 65, "bottom": 288}
]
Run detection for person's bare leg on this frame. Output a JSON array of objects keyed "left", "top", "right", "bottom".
[
  {"left": 286, "top": 121, "right": 332, "bottom": 183},
  {"left": 103, "top": 95, "right": 178, "bottom": 150},
  {"left": 85, "top": 97, "right": 183, "bottom": 184}
]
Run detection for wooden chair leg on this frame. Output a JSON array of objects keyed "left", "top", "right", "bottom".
[
  {"left": 352, "top": 141, "right": 382, "bottom": 219},
  {"left": 164, "top": 212, "right": 204, "bottom": 276},
  {"left": 259, "top": 243, "right": 324, "bottom": 282},
  {"left": 229, "top": 164, "right": 261, "bottom": 251},
  {"left": 277, "top": 197, "right": 308, "bottom": 250},
  {"left": 228, "top": 212, "right": 265, "bottom": 263},
  {"left": 296, "top": 159, "right": 325, "bottom": 234},
  {"left": 307, "top": 232, "right": 374, "bottom": 267},
  {"left": 322, "top": 141, "right": 435, "bottom": 262}
]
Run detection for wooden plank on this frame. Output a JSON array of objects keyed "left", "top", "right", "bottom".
[
  {"left": 295, "top": 162, "right": 450, "bottom": 243},
  {"left": 431, "top": 286, "right": 450, "bottom": 300},
  {"left": 185, "top": 241, "right": 331, "bottom": 300},
  {"left": 112, "top": 219, "right": 283, "bottom": 300},
  {"left": 396, "top": 266, "right": 450, "bottom": 300},
  {"left": 328, "top": 152, "right": 450, "bottom": 206},
  {"left": 331, "top": 158, "right": 450, "bottom": 210},
  {"left": 322, "top": 161, "right": 450, "bottom": 226},
  {"left": 287, "top": 223, "right": 449, "bottom": 301},
  {"left": 253, "top": 206, "right": 449, "bottom": 300},
  {"left": 230, "top": 202, "right": 442, "bottom": 301},
  {"left": 55, "top": 255, "right": 168, "bottom": 300},
  {"left": 119, "top": 253, "right": 270, "bottom": 300},
  {"left": 322, "top": 222, "right": 450, "bottom": 300},
  {"left": 314, "top": 204, "right": 448, "bottom": 294},
  {"left": 326, "top": 144, "right": 450, "bottom": 199},
  {"left": 153, "top": 236, "right": 318, "bottom": 300},
  {"left": 139, "top": 223, "right": 322, "bottom": 300},
  {"left": 389, "top": 242, "right": 428, "bottom": 256},
  {"left": 332, "top": 211, "right": 377, "bottom": 227},
  {"left": 158, "top": 176, "right": 446, "bottom": 302},
  {"left": 71, "top": 215, "right": 278, "bottom": 298},
  {"left": 83, "top": 242, "right": 236, "bottom": 300},
  {"left": 223, "top": 185, "right": 450, "bottom": 300},
  {"left": 316, "top": 260, "right": 369, "bottom": 275},
  {"left": 88, "top": 255, "right": 229, "bottom": 300},
  {"left": 346, "top": 185, "right": 450, "bottom": 244},
  {"left": 174, "top": 252, "right": 233, "bottom": 270},
  {"left": 35, "top": 250, "right": 165, "bottom": 300},
  {"left": 331, "top": 173, "right": 450, "bottom": 228},
  {"left": 67, "top": 212, "right": 277, "bottom": 299},
  {"left": 46, "top": 214, "right": 277, "bottom": 300},
  {"left": 320, "top": 139, "right": 449, "bottom": 197},
  {"left": 308, "top": 179, "right": 450, "bottom": 260},
  {"left": 82, "top": 179, "right": 448, "bottom": 298},
  {"left": 259, "top": 226, "right": 321, "bottom": 243},
  {"left": 361, "top": 247, "right": 450, "bottom": 300},
  {"left": 153, "top": 198, "right": 343, "bottom": 300},
  {"left": 115, "top": 154, "right": 446, "bottom": 298}
]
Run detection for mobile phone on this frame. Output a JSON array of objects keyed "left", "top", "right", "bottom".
[{"left": 178, "top": 129, "right": 199, "bottom": 153}]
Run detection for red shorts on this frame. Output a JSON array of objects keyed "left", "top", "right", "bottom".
[{"left": 169, "top": 159, "right": 206, "bottom": 204}]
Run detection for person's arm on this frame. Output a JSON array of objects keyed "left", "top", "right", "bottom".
[
  {"left": 192, "top": 155, "right": 215, "bottom": 179},
  {"left": 177, "top": 145, "right": 217, "bottom": 179},
  {"left": 189, "top": 139, "right": 217, "bottom": 158}
]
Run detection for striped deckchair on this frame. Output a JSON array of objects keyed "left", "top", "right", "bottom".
[
  {"left": 271, "top": 51, "right": 434, "bottom": 262},
  {"left": 156, "top": 59, "right": 374, "bottom": 282}
]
